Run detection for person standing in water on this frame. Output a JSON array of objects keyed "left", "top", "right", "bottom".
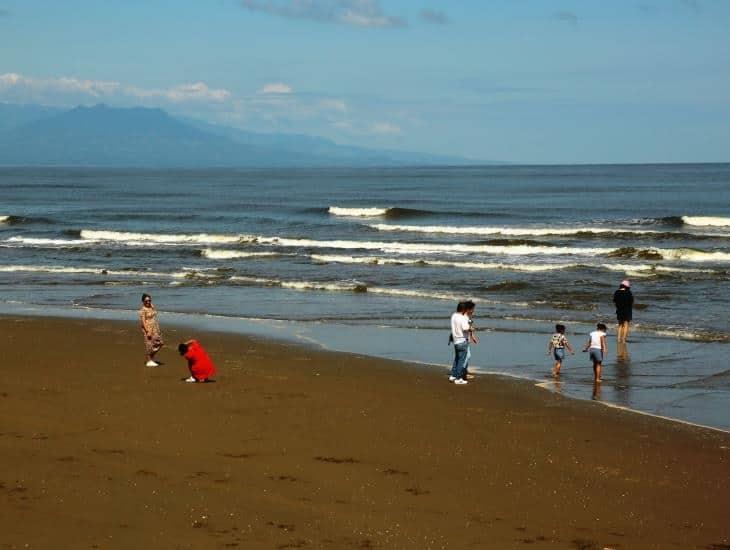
[
  {"left": 139, "top": 293, "right": 163, "bottom": 367},
  {"left": 613, "top": 280, "right": 634, "bottom": 343},
  {"left": 583, "top": 323, "right": 608, "bottom": 383},
  {"left": 546, "top": 324, "right": 574, "bottom": 377}
]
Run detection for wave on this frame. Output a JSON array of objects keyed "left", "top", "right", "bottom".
[
  {"left": 0, "top": 264, "right": 187, "bottom": 279},
  {"left": 201, "top": 249, "right": 280, "bottom": 260},
  {"left": 605, "top": 246, "right": 730, "bottom": 263},
  {"left": 485, "top": 281, "right": 531, "bottom": 292},
  {"left": 370, "top": 222, "right": 730, "bottom": 239},
  {"left": 328, "top": 206, "right": 435, "bottom": 219},
  {"left": 310, "top": 254, "right": 577, "bottom": 272},
  {"left": 368, "top": 223, "right": 667, "bottom": 237},
  {"left": 2, "top": 236, "right": 97, "bottom": 247},
  {"left": 79, "top": 229, "right": 250, "bottom": 245},
  {"left": 329, "top": 207, "right": 390, "bottom": 217},
  {"left": 0, "top": 216, "right": 8, "bottom": 224},
  {"left": 230, "top": 275, "right": 367, "bottom": 293},
  {"left": 257, "top": 236, "right": 614, "bottom": 256},
  {"left": 682, "top": 216, "right": 730, "bottom": 227}
]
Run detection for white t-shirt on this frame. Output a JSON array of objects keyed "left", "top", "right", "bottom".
[
  {"left": 450, "top": 312, "right": 471, "bottom": 345},
  {"left": 589, "top": 330, "right": 606, "bottom": 349}
]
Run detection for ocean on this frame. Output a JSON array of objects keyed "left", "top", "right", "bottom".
[{"left": 1, "top": 164, "right": 729, "bottom": 430}]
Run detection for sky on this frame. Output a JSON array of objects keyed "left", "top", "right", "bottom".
[{"left": 1, "top": 0, "right": 729, "bottom": 164}]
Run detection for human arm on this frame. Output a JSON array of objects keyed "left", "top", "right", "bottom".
[
  {"left": 565, "top": 338, "right": 575, "bottom": 354},
  {"left": 139, "top": 310, "right": 149, "bottom": 337},
  {"left": 600, "top": 335, "right": 608, "bottom": 356},
  {"left": 582, "top": 336, "right": 590, "bottom": 352}
]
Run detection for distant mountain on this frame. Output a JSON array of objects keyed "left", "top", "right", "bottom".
[
  {"left": 0, "top": 102, "right": 62, "bottom": 133},
  {"left": 0, "top": 103, "right": 484, "bottom": 167}
]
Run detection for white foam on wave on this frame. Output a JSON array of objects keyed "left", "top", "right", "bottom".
[
  {"left": 682, "top": 216, "right": 730, "bottom": 227},
  {"left": 259, "top": 236, "right": 612, "bottom": 256},
  {"left": 230, "top": 275, "right": 365, "bottom": 293},
  {"left": 310, "top": 254, "right": 576, "bottom": 272},
  {"left": 80, "top": 229, "right": 248, "bottom": 245},
  {"left": 0, "top": 216, "right": 9, "bottom": 223},
  {"left": 3, "top": 236, "right": 97, "bottom": 247},
  {"left": 0, "top": 264, "right": 187, "bottom": 278},
  {"left": 329, "top": 207, "right": 390, "bottom": 217},
  {"left": 655, "top": 248, "right": 730, "bottom": 262},
  {"left": 201, "top": 249, "right": 279, "bottom": 260},
  {"left": 369, "top": 223, "right": 665, "bottom": 236}
]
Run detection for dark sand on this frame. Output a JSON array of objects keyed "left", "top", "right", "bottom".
[{"left": 1, "top": 316, "right": 729, "bottom": 549}]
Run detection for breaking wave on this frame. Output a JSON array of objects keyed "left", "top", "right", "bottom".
[
  {"left": 0, "top": 264, "right": 187, "bottom": 278},
  {"left": 682, "top": 216, "right": 730, "bottom": 227},
  {"left": 80, "top": 229, "right": 249, "bottom": 245},
  {"left": 328, "top": 206, "right": 435, "bottom": 218},
  {"left": 329, "top": 207, "right": 390, "bottom": 217},
  {"left": 201, "top": 249, "right": 280, "bottom": 260},
  {"left": 369, "top": 223, "right": 666, "bottom": 237},
  {"left": 310, "top": 254, "right": 577, "bottom": 272},
  {"left": 256, "top": 236, "right": 614, "bottom": 256},
  {"left": 2, "top": 236, "right": 97, "bottom": 247}
]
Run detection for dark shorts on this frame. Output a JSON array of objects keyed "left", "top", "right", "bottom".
[{"left": 553, "top": 348, "right": 565, "bottom": 361}]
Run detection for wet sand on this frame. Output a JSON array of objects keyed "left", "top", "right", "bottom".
[{"left": 1, "top": 315, "right": 729, "bottom": 549}]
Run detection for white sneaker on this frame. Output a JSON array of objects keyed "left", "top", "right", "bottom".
[
  {"left": 454, "top": 379, "right": 468, "bottom": 385},
  {"left": 145, "top": 360, "right": 159, "bottom": 367},
  {"left": 184, "top": 376, "right": 197, "bottom": 383},
  {"left": 448, "top": 376, "right": 456, "bottom": 382}
]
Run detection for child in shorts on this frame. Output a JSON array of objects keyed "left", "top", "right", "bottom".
[
  {"left": 582, "top": 323, "right": 608, "bottom": 383},
  {"left": 546, "top": 324, "right": 574, "bottom": 377}
]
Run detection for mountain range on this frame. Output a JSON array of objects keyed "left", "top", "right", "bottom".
[{"left": 0, "top": 103, "right": 482, "bottom": 167}]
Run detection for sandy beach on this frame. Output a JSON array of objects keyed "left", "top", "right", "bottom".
[{"left": 1, "top": 315, "right": 729, "bottom": 549}]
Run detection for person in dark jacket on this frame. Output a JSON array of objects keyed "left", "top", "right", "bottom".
[{"left": 613, "top": 280, "right": 634, "bottom": 343}]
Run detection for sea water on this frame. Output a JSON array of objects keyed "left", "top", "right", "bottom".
[{"left": 1, "top": 164, "right": 729, "bottom": 429}]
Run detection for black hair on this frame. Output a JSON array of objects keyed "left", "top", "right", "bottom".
[
  {"left": 464, "top": 300, "right": 475, "bottom": 311},
  {"left": 597, "top": 323, "right": 607, "bottom": 331},
  {"left": 178, "top": 343, "right": 189, "bottom": 355},
  {"left": 555, "top": 324, "right": 565, "bottom": 334},
  {"left": 141, "top": 293, "right": 152, "bottom": 303},
  {"left": 456, "top": 301, "right": 466, "bottom": 312}
]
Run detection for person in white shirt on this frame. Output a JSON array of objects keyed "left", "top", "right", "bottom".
[
  {"left": 449, "top": 301, "right": 473, "bottom": 385},
  {"left": 582, "top": 323, "right": 608, "bottom": 383}
]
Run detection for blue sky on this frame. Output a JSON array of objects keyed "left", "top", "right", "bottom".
[{"left": 1, "top": 0, "right": 729, "bottom": 163}]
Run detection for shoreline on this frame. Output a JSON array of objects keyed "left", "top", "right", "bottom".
[
  {"left": 2, "top": 303, "right": 729, "bottom": 434},
  {"left": 2, "top": 314, "right": 730, "bottom": 548}
]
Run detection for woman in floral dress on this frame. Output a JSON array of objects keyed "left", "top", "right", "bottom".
[{"left": 139, "top": 293, "right": 164, "bottom": 366}]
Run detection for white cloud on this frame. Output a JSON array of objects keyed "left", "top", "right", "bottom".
[
  {"left": 240, "top": 0, "right": 406, "bottom": 28},
  {"left": 0, "top": 72, "right": 231, "bottom": 106},
  {"left": 258, "top": 82, "right": 293, "bottom": 94},
  {"left": 0, "top": 72, "right": 121, "bottom": 98}
]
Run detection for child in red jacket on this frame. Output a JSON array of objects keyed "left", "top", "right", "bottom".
[{"left": 178, "top": 340, "right": 217, "bottom": 383}]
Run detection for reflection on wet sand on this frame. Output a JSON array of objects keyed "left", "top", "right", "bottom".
[{"left": 613, "top": 341, "right": 632, "bottom": 407}]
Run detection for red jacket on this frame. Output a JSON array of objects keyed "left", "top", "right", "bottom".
[{"left": 183, "top": 340, "right": 216, "bottom": 381}]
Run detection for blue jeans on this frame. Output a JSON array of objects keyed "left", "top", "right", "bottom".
[{"left": 451, "top": 342, "right": 469, "bottom": 380}]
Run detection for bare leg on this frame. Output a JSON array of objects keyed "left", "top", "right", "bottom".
[
  {"left": 594, "top": 362, "right": 602, "bottom": 382},
  {"left": 624, "top": 321, "right": 631, "bottom": 342},
  {"left": 553, "top": 360, "right": 562, "bottom": 377}
]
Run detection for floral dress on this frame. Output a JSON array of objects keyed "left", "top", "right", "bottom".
[{"left": 139, "top": 305, "right": 163, "bottom": 354}]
